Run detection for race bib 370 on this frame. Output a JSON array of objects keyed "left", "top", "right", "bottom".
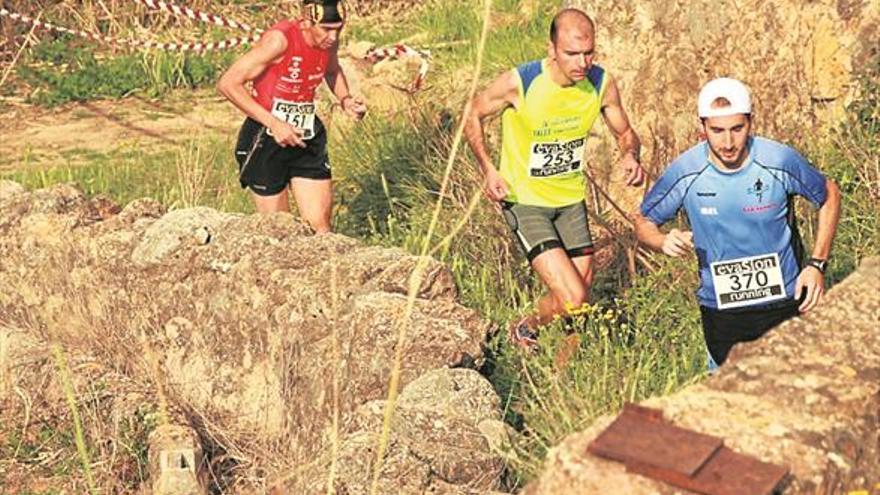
[{"left": 710, "top": 253, "right": 787, "bottom": 309}]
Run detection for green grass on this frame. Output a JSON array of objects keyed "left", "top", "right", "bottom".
[
  {"left": 4, "top": 137, "right": 253, "bottom": 214},
  {"left": 486, "top": 256, "right": 706, "bottom": 482},
  {"left": 347, "top": 0, "right": 549, "bottom": 72},
  {"left": 19, "top": 35, "right": 235, "bottom": 106},
  {"left": 0, "top": 377, "right": 159, "bottom": 492}
]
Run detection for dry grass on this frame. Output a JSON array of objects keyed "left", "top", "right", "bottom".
[
  {"left": 367, "top": 0, "right": 494, "bottom": 490},
  {"left": 174, "top": 138, "right": 215, "bottom": 209}
]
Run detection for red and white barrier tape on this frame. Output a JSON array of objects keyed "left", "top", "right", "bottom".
[
  {"left": 365, "top": 44, "right": 431, "bottom": 90},
  {"left": 0, "top": 7, "right": 259, "bottom": 52},
  {"left": 132, "top": 0, "right": 262, "bottom": 34},
  {"left": 2, "top": 5, "right": 432, "bottom": 88}
]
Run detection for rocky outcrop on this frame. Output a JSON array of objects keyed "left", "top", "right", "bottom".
[
  {"left": 300, "top": 368, "right": 509, "bottom": 495},
  {"left": 523, "top": 257, "right": 880, "bottom": 494},
  {"left": 565, "top": 0, "right": 879, "bottom": 213},
  {"left": 0, "top": 180, "right": 507, "bottom": 493}
]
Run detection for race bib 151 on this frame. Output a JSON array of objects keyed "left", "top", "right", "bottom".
[
  {"left": 271, "top": 99, "right": 316, "bottom": 140},
  {"left": 528, "top": 137, "right": 585, "bottom": 178},
  {"left": 710, "top": 253, "right": 787, "bottom": 309}
]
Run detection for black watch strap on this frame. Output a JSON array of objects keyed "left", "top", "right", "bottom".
[{"left": 806, "top": 257, "right": 828, "bottom": 274}]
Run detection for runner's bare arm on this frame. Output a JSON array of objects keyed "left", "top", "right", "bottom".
[
  {"left": 633, "top": 211, "right": 693, "bottom": 257},
  {"left": 601, "top": 76, "right": 645, "bottom": 187},
  {"left": 795, "top": 178, "right": 842, "bottom": 312},
  {"left": 809, "top": 178, "right": 841, "bottom": 262},
  {"left": 325, "top": 47, "right": 366, "bottom": 120},
  {"left": 464, "top": 70, "right": 519, "bottom": 201},
  {"left": 217, "top": 31, "right": 305, "bottom": 147}
]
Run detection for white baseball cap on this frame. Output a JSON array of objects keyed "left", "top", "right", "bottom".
[{"left": 698, "top": 78, "right": 752, "bottom": 118}]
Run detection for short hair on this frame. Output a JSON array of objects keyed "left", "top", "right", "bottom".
[
  {"left": 700, "top": 104, "right": 752, "bottom": 123},
  {"left": 711, "top": 97, "right": 732, "bottom": 109},
  {"left": 550, "top": 8, "right": 595, "bottom": 44}
]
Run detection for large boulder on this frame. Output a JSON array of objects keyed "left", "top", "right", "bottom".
[
  {"left": 0, "top": 181, "right": 507, "bottom": 493},
  {"left": 564, "top": 0, "right": 879, "bottom": 213},
  {"left": 523, "top": 257, "right": 880, "bottom": 494},
  {"left": 293, "top": 368, "right": 509, "bottom": 494}
]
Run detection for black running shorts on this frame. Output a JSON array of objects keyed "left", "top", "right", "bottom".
[
  {"left": 700, "top": 299, "right": 799, "bottom": 366},
  {"left": 234, "top": 117, "right": 331, "bottom": 196}
]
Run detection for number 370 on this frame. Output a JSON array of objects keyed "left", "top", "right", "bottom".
[{"left": 730, "top": 271, "right": 769, "bottom": 291}]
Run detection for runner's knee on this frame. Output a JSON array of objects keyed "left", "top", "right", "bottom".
[
  {"left": 579, "top": 264, "right": 594, "bottom": 287},
  {"left": 300, "top": 211, "right": 331, "bottom": 233},
  {"left": 309, "top": 221, "right": 331, "bottom": 234}
]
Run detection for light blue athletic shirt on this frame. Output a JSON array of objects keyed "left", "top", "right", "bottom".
[{"left": 640, "top": 136, "right": 828, "bottom": 309}]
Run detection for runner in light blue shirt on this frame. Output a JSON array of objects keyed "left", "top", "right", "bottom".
[{"left": 634, "top": 78, "right": 841, "bottom": 368}]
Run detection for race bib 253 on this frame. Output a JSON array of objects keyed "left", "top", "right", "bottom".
[{"left": 528, "top": 137, "right": 585, "bottom": 178}]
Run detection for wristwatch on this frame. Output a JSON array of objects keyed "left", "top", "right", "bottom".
[{"left": 806, "top": 257, "right": 829, "bottom": 274}]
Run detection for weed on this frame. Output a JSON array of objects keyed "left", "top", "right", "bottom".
[{"left": 19, "top": 36, "right": 235, "bottom": 106}]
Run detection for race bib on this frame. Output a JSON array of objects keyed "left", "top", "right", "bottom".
[
  {"left": 711, "top": 253, "right": 787, "bottom": 309},
  {"left": 528, "top": 138, "right": 585, "bottom": 178},
  {"left": 270, "top": 99, "right": 316, "bottom": 140}
]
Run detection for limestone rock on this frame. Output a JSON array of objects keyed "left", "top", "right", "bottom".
[
  {"left": 334, "top": 53, "right": 424, "bottom": 118},
  {"left": 345, "top": 40, "right": 376, "bottom": 59},
  {"left": 131, "top": 207, "right": 233, "bottom": 268},
  {"left": 560, "top": 0, "right": 879, "bottom": 215},
  {"left": 148, "top": 424, "right": 207, "bottom": 495},
  {"left": 0, "top": 181, "right": 502, "bottom": 493},
  {"left": 523, "top": 257, "right": 880, "bottom": 494},
  {"left": 295, "top": 368, "right": 507, "bottom": 495},
  {"left": 0, "top": 180, "right": 25, "bottom": 201}
]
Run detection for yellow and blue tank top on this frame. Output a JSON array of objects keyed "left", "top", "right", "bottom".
[{"left": 500, "top": 59, "right": 607, "bottom": 207}]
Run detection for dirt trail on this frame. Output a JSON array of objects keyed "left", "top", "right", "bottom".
[{"left": 0, "top": 90, "right": 242, "bottom": 169}]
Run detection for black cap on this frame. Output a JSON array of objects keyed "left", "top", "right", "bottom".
[{"left": 303, "top": 0, "right": 347, "bottom": 24}]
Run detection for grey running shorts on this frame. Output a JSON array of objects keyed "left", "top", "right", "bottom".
[
  {"left": 501, "top": 200, "right": 595, "bottom": 262},
  {"left": 234, "top": 117, "right": 331, "bottom": 196}
]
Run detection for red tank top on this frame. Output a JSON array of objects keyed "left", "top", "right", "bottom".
[{"left": 253, "top": 20, "right": 330, "bottom": 109}]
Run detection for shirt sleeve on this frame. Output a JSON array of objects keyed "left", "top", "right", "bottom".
[
  {"left": 777, "top": 146, "right": 828, "bottom": 206},
  {"left": 640, "top": 165, "right": 688, "bottom": 225}
]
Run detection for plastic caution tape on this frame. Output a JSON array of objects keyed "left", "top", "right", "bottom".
[
  {"left": 365, "top": 44, "right": 431, "bottom": 90},
  {"left": 132, "top": 0, "right": 262, "bottom": 34},
  {"left": 2, "top": 5, "right": 432, "bottom": 88},
  {"left": 0, "top": 7, "right": 260, "bottom": 52}
]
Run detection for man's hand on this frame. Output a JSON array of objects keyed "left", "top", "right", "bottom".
[
  {"left": 661, "top": 228, "right": 693, "bottom": 257},
  {"left": 795, "top": 266, "right": 825, "bottom": 312},
  {"left": 621, "top": 152, "right": 646, "bottom": 187},
  {"left": 484, "top": 168, "right": 509, "bottom": 202},
  {"left": 342, "top": 96, "right": 367, "bottom": 120},
  {"left": 268, "top": 120, "right": 306, "bottom": 148}
]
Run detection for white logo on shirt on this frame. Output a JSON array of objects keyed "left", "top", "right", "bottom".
[{"left": 700, "top": 207, "right": 718, "bottom": 216}]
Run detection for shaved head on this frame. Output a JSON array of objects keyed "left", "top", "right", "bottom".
[{"left": 550, "top": 8, "right": 595, "bottom": 44}]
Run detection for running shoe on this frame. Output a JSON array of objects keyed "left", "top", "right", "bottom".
[{"left": 508, "top": 317, "right": 539, "bottom": 350}]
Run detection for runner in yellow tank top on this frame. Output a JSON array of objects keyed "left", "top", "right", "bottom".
[
  {"left": 465, "top": 8, "right": 645, "bottom": 348},
  {"left": 500, "top": 57, "right": 607, "bottom": 207}
]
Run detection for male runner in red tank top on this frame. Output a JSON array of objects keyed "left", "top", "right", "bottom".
[{"left": 218, "top": 0, "right": 366, "bottom": 233}]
